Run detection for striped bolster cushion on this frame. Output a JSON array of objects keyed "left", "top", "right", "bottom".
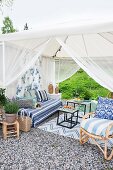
[{"left": 81, "top": 118, "right": 113, "bottom": 137}]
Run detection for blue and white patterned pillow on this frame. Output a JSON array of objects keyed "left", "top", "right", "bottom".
[{"left": 94, "top": 97, "right": 113, "bottom": 120}]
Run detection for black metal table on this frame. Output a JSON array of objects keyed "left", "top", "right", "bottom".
[
  {"left": 67, "top": 100, "right": 91, "bottom": 117},
  {"left": 57, "top": 107, "right": 79, "bottom": 129}
]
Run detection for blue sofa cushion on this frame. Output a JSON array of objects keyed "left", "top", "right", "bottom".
[
  {"left": 94, "top": 97, "right": 113, "bottom": 120},
  {"left": 81, "top": 117, "right": 113, "bottom": 137}
]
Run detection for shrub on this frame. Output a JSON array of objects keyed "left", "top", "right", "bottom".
[
  {"left": 62, "top": 93, "right": 72, "bottom": 99},
  {"left": 59, "top": 69, "right": 109, "bottom": 100},
  {"left": 79, "top": 90, "right": 92, "bottom": 100},
  {"left": 0, "top": 88, "right": 7, "bottom": 106},
  {"left": 4, "top": 101, "right": 19, "bottom": 114}
]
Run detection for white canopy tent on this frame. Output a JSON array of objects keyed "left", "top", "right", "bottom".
[{"left": 0, "top": 20, "right": 113, "bottom": 97}]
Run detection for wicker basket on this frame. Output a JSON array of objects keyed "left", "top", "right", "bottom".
[{"left": 17, "top": 116, "right": 32, "bottom": 132}]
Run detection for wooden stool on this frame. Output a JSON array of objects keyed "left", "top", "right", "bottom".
[{"left": 3, "top": 120, "right": 19, "bottom": 139}]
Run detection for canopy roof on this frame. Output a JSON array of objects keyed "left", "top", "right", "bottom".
[
  {"left": 0, "top": 20, "right": 113, "bottom": 41},
  {"left": 0, "top": 19, "right": 113, "bottom": 96}
]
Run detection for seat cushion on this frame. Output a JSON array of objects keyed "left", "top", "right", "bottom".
[
  {"left": 94, "top": 97, "right": 113, "bottom": 120},
  {"left": 81, "top": 118, "right": 113, "bottom": 137}
]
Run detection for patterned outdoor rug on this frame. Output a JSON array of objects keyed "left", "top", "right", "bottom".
[
  {"left": 38, "top": 114, "right": 113, "bottom": 148},
  {"left": 0, "top": 127, "right": 113, "bottom": 170}
]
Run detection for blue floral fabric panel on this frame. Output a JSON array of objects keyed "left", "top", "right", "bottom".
[
  {"left": 94, "top": 97, "right": 113, "bottom": 120},
  {"left": 16, "top": 65, "right": 41, "bottom": 99}
]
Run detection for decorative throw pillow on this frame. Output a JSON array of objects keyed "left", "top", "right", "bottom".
[
  {"left": 94, "top": 97, "right": 113, "bottom": 120},
  {"left": 35, "top": 90, "right": 42, "bottom": 102},
  {"left": 16, "top": 99, "right": 34, "bottom": 109},
  {"left": 44, "top": 90, "right": 48, "bottom": 100},
  {"left": 39, "top": 90, "right": 48, "bottom": 101}
]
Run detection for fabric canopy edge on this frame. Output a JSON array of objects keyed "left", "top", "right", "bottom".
[
  {"left": 0, "top": 20, "right": 113, "bottom": 41},
  {"left": 56, "top": 38, "right": 113, "bottom": 92}
]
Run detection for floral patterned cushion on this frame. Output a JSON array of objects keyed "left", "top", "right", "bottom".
[
  {"left": 29, "top": 89, "right": 36, "bottom": 98},
  {"left": 94, "top": 97, "right": 113, "bottom": 120},
  {"left": 24, "top": 90, "right": 31, "bottom": 98}
]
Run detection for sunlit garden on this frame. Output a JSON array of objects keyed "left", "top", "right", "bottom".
[{"left": 60, "top": 69, "right": 109, "bottom": 100}]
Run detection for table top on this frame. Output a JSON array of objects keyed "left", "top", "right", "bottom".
[
  {"left": 67, "top": 100, "right": 91, "bottom": 105},
  {"left": 58, "top": 107, "right": 78, "bottom": 114}
]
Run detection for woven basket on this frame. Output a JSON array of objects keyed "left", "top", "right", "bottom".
[{"left": 17, "top": 116, "right": 32, "bottom": 132}]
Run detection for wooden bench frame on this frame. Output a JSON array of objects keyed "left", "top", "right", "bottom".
[{"left": 80, "top": 112, "right": 113, "bottom": 160}]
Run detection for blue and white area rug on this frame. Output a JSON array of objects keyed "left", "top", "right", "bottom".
[
  {"left": 38, "top": 113, "right": 113, "bottom": 148},
  {"left": 39, "top": 116, "right": 80, "bottom": 139}
]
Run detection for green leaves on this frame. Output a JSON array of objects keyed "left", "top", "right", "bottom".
[
  {"left": 59, "top": 69, "right": 109, "bottom": 100},
  {"left": 1, "top": 16, "right": 16, "bottom": 34},
  {"left": 4, "top": 101, "right": 19, "bottom": 114},
  {"left": 0, "top": 88, "right": 7, "bottom": 106}
]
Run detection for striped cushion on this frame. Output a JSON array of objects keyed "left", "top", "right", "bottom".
[
  {"left": 39, "top": 90, "right": 48, "bottom": 101},
  {"left": 81, "top": 118, "right": 113, "bottom": 137},
  {"left": 35, "top": 90, "right": 42, "bottom": 102},
  {"left": 18, "top": 98, "right": 62, "bottom": 127}
]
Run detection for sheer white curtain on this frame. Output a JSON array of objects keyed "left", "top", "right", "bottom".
[
  {"left": 0, "top": 43, "right": 3, "bottom": 85},
  {"left": 0, "top": 38, "right": 50, "bottom": 88},
  {"left": 41, "top": 56, "right": 55, "bottom": 92},
  {"left": 56, "top": 34, "right": 113, "bottom": 92},
  {"left": 55, "top": 58, "right": 80, "bottom": 83}
]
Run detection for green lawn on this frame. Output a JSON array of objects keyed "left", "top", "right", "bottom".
[{"left": 59, "top": 69, "right": 109, "bottom": 100}]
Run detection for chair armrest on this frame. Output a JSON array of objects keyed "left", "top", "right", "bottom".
[
  {"left": 82, "top": 112, "right": 95, "bottom": 120},
  {"left": 106, "top": 122, "right": 113, "bottom": 137}
]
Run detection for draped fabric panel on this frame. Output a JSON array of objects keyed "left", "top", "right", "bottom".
[
  {"left": 56, "top": 34, "right": 113, "bottom": 92},
  {"left": 0, "top": 44, "right": 3, "bottom": 85},
  {"left": 0, "top": 38, "right": 50, "bottom": 87},
  {"left": 55, "top": 58, "right": 80, "bottom": 83},
  {"left": 41, "top": 56, "right": 55, "bottom": 92}
]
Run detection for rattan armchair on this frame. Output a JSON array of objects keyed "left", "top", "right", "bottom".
[{"left": 80, "top": 112, "right": 113, "bottom": 160}]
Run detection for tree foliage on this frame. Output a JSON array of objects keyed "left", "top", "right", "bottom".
[
  {"left": 59, "top": 69, "right": 109, "bottom": 100},
  {"left": 0, "top": 0, "right": 14, "bottom": 7},
  {"left": 1, "top": 16, "right": 16, "bottom": 34},
  {"left": 0, "top": 0, "right": 14, "bottom": 14}
]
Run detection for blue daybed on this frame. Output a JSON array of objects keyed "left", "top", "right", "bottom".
[{"left": 19, "top": 98, "right": 62, "bottom": 127}]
